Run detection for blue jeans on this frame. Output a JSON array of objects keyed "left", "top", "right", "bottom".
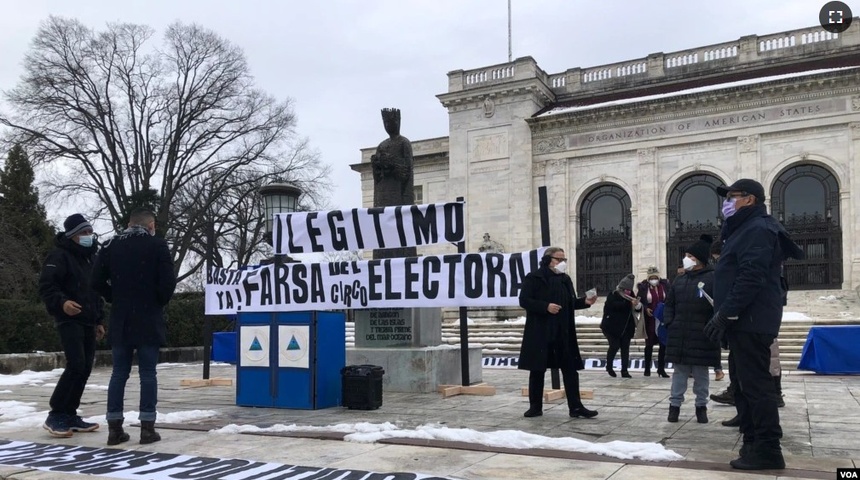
[
  {"left": 107, "top": 344, "right": 160, "bottom": 422},
  {"left": 670, "top": 363, "right": 710, "bottom": 407}
]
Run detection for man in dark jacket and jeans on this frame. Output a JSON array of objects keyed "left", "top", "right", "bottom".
[
  {"left": 39, "top": 214, "right": 105, "bottom": 437},
  {"left": 704, "top": 179, "right": 803, "bottom": 471},
  {"left": 92, "top": 208, "right": 176, "bottom": 446}
]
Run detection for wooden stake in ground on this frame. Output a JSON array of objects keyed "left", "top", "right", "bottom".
[
  {"left": 179, "top": 378, "right": 233, "bottom": 388},
  {"left": 438, "top": 383, "right": 497, "bottom": 398}
]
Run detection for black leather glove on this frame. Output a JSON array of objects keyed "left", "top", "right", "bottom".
[{"left": 703, "top": 311, "right": 730, "bottom": 343}]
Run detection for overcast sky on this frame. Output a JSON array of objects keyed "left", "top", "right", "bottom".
[{"left": 0, "top": 0, "right": 834, "bottom": 219}]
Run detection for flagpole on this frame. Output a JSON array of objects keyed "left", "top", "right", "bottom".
[{"left": 507, "top": 0, "right": 512, "bottom": 62}]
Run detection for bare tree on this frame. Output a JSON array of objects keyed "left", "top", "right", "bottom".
[{"left": 1, "top": 17, "right": 331, "bottom": 282}]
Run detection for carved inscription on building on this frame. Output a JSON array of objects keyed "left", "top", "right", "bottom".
[
  {"left": 470, "top": 133, "right": 509, "bottom": 161},
  {"left": 567, "top": 99, "right": 846, "bottom": 147}
]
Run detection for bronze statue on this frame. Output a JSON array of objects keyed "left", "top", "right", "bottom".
[{"left": 371, "top": 108, "right": 416, "bottom": 259}]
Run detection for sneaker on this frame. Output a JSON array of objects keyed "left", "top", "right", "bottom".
[
  {"left": 43, "top": 415, "right": 73, "bottom": 438},
  {"left": 69, "top": 416, "right": 99, "bottom": 432}
]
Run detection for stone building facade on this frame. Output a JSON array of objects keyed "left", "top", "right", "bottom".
[{"left": 352, "top": 21, "right": 860, "bottom": 293}]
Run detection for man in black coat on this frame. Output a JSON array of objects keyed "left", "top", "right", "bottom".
[
  {"left": 518, "top": 247, "right": 598, "bottom": 418},
  {"left": 38, "top": 214, "right": 105, "bottom": 437},
  {"left": 704, "top": 179, "right": 803, "bottom": 471},
  {"left": 92, "top": 208, "right": 176, "bottom": 446}
]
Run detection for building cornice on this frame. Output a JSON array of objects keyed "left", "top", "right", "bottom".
[
  {"left": 437, "top": 78, "right": 556, "bottom": 109},
  {"left": 528, "top": 71, "right": 860, "bottom": 138}
]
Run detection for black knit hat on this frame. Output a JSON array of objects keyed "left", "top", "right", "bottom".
[
  {"left": 686, "top": 234, "right": 713, "bottom": 265},
  {"left": 63, "top": 214, "right": 93, "bottom": 238}
]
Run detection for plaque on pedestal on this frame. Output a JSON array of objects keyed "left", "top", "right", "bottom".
[{"left": 354, "top": 307, "right": 441, "bottom": 348}]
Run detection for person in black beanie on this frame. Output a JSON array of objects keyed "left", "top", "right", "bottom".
[
  {"left": 601, "top": 273, "right": 641, "bottom": 378},
  {"left": 38, "top": 213, "right": 104, "bottom": 437},
  {"left": 663, "top": 234, "right": 720, "bottom": 424},
  {"left": 704, "top": 179, "right": 803, "bottom": 470}
]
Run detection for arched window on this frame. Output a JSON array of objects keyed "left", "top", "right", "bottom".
[
  {"left": 576, "top": 184, "right": 632, "bottom": 295},
  {"left": 666, "top": 174, "right": 723, "bottom": 281},
  {"left": 772, "top": 163, "right": 842, "bottom": 289}
]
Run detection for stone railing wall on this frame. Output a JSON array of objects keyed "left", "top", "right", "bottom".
[{"left": 446, "top": 20, "right": 860, "bottom": 99}]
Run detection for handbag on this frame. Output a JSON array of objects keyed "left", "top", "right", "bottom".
[{"left": 654, "top": 302, "right": 668, "bottom": 345}]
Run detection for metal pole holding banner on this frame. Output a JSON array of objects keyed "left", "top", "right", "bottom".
[
  {"left": 538, "top": 186, "right": 560, "bottom": 390},
  {"left": 203, "top": 219, "right": 214, "bottom": 380},
  {"left": 456, "top": 196, "right": 470, "bottom": 387}
]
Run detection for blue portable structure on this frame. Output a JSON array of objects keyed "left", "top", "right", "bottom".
[{"left": 236, "top": 310, "right": 345, "bottom": 409}]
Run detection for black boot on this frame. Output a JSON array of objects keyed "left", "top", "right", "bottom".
[
  {"left": 139, "top": 420, "right": 161, "bottom": 444},
  {"left": 667, "top": 405, "right": 680, "bottom": 423},
  {"left": 695, "top": 406, "right": 708, "bottom": 424},
  {"left": 730, "top": 441, "right": 785, "bottom": 470},
  {"left": 569, "top": 406, "right": 598, "bottom": 418},
  {"left": 710, "top": 382, "right": 736, "bottom": 405},
  {"left": 525, "top": 371, "right": 543, "bottom": 417},
  {"left": 107, "top": 419, "right": 129, "bottom": 446},
  {"left": 774, "top": 375, "right": 785, "bottom": 408},
  {"left": 656, "top": 346, "right": 669, "bottom": 377},
  {"left": 643, "top": 345, "right": 652, "bottom": 377},
  {"left": 605, "top": 363, "right": 617, "bottom": 377},
  {"left": 722, "top": 414, "right": 740, "bottom": 427}
]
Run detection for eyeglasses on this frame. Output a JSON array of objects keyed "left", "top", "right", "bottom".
[
  {"left": 726, "top": 192, "right": 750, "bottom": 199},
  {"left": 551, "top": 256, "right": 567, "bottom": 262}
]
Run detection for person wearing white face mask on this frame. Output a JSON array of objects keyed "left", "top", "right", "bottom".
[
  {"left": 663, "top": 234, "right": 720, "bottom": 425},
  {"left": 38, "top": 213, "right": 105, "bottom": 438},
  {"left": 636, "top": 267, "right": 670, "bottom": 377},
  {"left": 518, "top": 247, "right": 598, "bottom": 419}
]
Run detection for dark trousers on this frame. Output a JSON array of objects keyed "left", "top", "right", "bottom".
[
  {"left": 728, "top": 330, "right": 782, "bottom": 446},
  {"left": 644, "top": 344, "right": 667, "bottom": 372},
  {"left": 528, "top": 342, "right": 583, "bottom": 412},
  {"left": 606, "top": 336, "right": 631, "bottom": 372},
  {"left": 50, "top": 321, "right": 96, "bottom": 417}
]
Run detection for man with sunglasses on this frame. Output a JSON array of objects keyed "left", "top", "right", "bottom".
[
  {"left": 38, "top": 214, "right": 105, "bottom": 437},
  {"left": 518, "top": 247, "right": 598, "bottom": 419},
  {"left": 703, "top": 179, "right": 803, "bottom": 471}
]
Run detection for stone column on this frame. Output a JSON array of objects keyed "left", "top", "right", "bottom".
[
  {"left": 737, "top": 135, "right": 761, "bottom": 180},
  {"left": 847, "top": 123, "right": 860, "bottom": 289},
  {"left": 546, "top": 158, "right": 569, "bottom": 249},
  {"left": 636, "top": 148, "right": 658, "bottom": 275}
]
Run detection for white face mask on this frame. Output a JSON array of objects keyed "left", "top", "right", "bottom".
[
  {"left": 554, "top": 261, "right": 568, "bottom": 274},
  {"left": 649, "top": 279, "right": 659, "bottom": 286},
  {"left": 682, "top": 256, "right": 697, "bottom": 271}
]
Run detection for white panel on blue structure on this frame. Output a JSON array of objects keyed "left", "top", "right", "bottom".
[
  {"left": 278, "top": 325, "right": 310, "bottom": 369},
  {"left": 239, "top": 325, "right": 270, "bottom": 367}
]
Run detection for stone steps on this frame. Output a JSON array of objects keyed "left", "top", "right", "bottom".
[{"left": 345, "top": 318, "right": 858, "bottom": 370}]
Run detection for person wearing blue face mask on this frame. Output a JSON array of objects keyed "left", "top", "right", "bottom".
[
  {"left": 38, "top": 213, "right": 105, "bottom": 438},
  {"left": 703, "top": 179, "right": 803, "bottom": 471}
]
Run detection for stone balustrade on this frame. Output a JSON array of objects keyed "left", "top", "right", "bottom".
[{"left": 446, "top": 19, "right": 859, "bottom": 99}]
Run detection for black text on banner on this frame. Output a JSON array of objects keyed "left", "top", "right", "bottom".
[{"left": 273, "top": 202, "right": 465, "bottom": 254}]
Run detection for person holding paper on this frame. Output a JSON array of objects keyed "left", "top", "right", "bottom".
[{"left": 518, "top": 247, "right": 598, "bottom": 419}]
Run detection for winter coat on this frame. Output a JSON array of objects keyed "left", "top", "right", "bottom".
[
  {"left": 91, "top": 227, "right": 177, "bottom": 347},
  {"left": 518, "top": 266, "right": 590, "bottom": 372},
  {"left": 636, "top": 278, "right": 670, "bottom": 345},
  {"left": 38, "top": 233, "right": 104, "bottom": 326},
  {"left": 714, "top": 204, "right": 804, "bottom": 336},
  {"left": 663, "top": 266, "right": 720, "bottom": 367},
  {"left": 601, "top": 290, "right": 638, "bottom": 341}
]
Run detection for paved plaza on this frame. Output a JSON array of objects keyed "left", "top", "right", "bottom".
[{"left": 0, "top": 362, "right": 858, "bottom": 479}]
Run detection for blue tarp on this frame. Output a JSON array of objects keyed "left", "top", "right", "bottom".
[{"left": 797, "top": 325, "right": 860, "bottom": 374}]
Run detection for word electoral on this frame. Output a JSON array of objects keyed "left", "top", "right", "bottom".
[
  {"left": 273, "top": 202, "right": 465, "bottom": 254},
  {"left": 205, "top": 249, "right": 545, "bottom": 314}
]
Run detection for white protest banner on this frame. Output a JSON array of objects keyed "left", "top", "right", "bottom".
[
  {"left": 205, "top": 248, "right": 546, "bottom": 314},
  {"left": 273, "top": 202, "right": 465, "bottom": 254}
]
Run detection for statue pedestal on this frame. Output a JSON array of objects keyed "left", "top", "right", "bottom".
[
  {"left": 352, "top": 307, "right": 482, "bottom": 392},
  {"left": 346, "top": 346, "right": 482, "bottom": 393}
]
